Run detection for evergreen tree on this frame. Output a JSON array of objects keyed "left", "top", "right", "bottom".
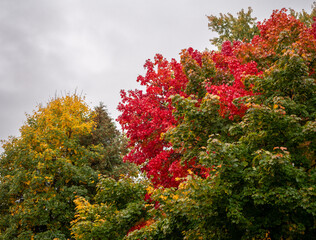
[{"left": 81, "top": 103, "right": 130, "bottom": 178}]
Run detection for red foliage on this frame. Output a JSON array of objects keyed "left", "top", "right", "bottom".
[
  {"left": 207, "top": 41, "right": 261, "bottom": 119},
  {"left": 235, "top": 9, "right": 316, "bottom": 72},
  {"left": 117, "top": 46, "right": 261, "bottom": 186},
  {"left": 186, "top": 47, "right": 203, "bottom": 66},
  {"left": 118, "top": 52, "right": 212, "bottom": 188},
  {"left": 118, "top": 10, "right": 315, "bottom": 189},
  {"left": 312, "top": 17, "right": 316, "bottom": 39},
  {"left": 117, "top": 54, "right": 189, "bottom": 187},
  {"left": 127, "top": 218, "right": 155, "bottom": 236}
]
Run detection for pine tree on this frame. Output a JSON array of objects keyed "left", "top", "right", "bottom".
[{"left": 81, "top": 103, "right": 129, "bottom": 178}]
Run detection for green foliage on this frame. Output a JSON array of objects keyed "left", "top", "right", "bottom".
[
  {"left": 71, "top": 176, "right": 149, "bottom": 240},
  {"left": 166, "top": 93, "right": 231, "bottom": 165},
  {"left": 208, "top": 7, "right": 259, "bottom": 48},
  {"left": 289, "top": 2, "right": 316, "bottom": 27},
  {"left": 124, "top": 9, "right": 316, "bottom": 240},
  {"left": 129, "top": 146, "right": 315, "bottom": 239},
  {"left": 181, "top": 50, "right": 216, "bottom": 99},
  {"left": 0, "top": 95, "right": 126, "bottom": 239},
  {"left": 80, "top": 103, "right": 133, "bottom": 178}
]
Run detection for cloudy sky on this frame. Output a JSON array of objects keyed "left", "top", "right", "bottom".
[{"left": 0, "top": 0, "right": 313, "bottom": 147}]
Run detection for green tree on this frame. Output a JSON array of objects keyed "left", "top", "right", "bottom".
[
  {"left": 208, "top": 7, "right": 259, "bottom": 48},
  {"left": 289, "top": 2, "right": 316, "bottom": 27},
  {"left": 80, "top": 103, "right": 131, "bottom": 178},
  {"left": 127, "top": 9, "right": 316, "bottom": 240},
  {"left": 0, "top": 95, "right": 102, "bottom": 239},
  {"left": 70, "top": 8, "right": 315, "bottom": 240}
]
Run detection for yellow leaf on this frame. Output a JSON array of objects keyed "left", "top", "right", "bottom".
[
  {"left": 172, "top": 194, "right": 179, "bottom": 200},
  {"left": 146, "top": 185, "right": 154, "bottom": 194},
  {"left": 160, "top": 195, "right": 167, "bottom": 200}
]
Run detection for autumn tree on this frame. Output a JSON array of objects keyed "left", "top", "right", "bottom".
[
  {"left": 117, "top": 55, "right": 191, "bottom": 188},
  {"left": 208, "top": 4, "right": 316, "bottom": 49},
  {"left": 87, "top": 8, "right": 316, "bottom": 239},
  {"left": 0, "top": 95, "right": 124, "bottom": 239},
  {"left": 125, "top": 9, "right": 316, "bottom": 239},
  {"left": 289, "top": 2, "right": 316, "bottom": 27}
]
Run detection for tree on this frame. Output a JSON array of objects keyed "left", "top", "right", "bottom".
[
  {"left": 208, "top": 7, "right": 259, "bottom": 48},
  {"left": 0, "top": 95, "right": 112, "bottom": 239},
  {"left": 208, "top": 5, "right": 316, "bottom": 50},
  {"left": 117, "top": 38, "right": 261, "bottom": 188},
  {"left": 119, "top": 9, "right": 316, "bottom": 239},
  {"left": 117, "top": 54, "right": 192, "bottom": 188},
  {"left": 80, "top": 103, "right": 131, "bottom": 178},
  {"left": 289, "top": 2, "right": 316, "bottom": 27}
]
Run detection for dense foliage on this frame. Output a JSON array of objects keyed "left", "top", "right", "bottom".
[
  {"left": 80, "top": 103, "right": 131, "bottom": 178},
  {"left": 117, "top": 8, "right": 315, "bottom": 239},
  {"left": 0, "top": 95, "right": 127, "bottom": 239},
  {"left": 71, "top": 177, "right": 149, "bottom": 240},
  {"left": 1, "top": 6, "right": 315, "bottom": 240},
  {"left": 207, "top": 7, "right": 259, "bottom": 48}
]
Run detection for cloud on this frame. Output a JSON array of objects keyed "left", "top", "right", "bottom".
[{"left": 0, "top": 0, "right": 313, "bottom": 146}]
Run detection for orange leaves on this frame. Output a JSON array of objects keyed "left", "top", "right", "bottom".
[{"left": 235, "top": 9, "right": 316, "bottom": 73}]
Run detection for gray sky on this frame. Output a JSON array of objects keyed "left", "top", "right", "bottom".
[{"left": 0, "top": 0, "right": 313, "bottom": 147}]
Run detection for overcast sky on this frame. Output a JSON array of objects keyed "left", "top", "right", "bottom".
[{"left": 0, "top": 0, "right": 313, "bottom": 148}]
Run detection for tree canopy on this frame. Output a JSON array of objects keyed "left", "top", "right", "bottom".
[
  {"left": 0, "top": 95, "right": 128, "bottom": 239},
  {"left": 77, "top": 8, "right": 315, "bottom": 239},
  {"left": 1, "top": 6, "right": 315, "bottom": 240}
]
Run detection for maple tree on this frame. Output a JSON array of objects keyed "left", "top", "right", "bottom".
[
  {"left": 115, "top": 8, "right": 315, "bottom": 239},
  {"left": 0, "top": 95, "right": 128, "bottom": 239},
  {"left": 117, "top": 34, "right": 262, "bottom": 188},
  {"left": 117, "top": 54, "right": 189, "bottom": 187}
]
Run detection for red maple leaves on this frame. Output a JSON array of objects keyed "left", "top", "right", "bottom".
[
  {"left": 117, "top": 46, "right": 259, "bottom": 187},
  {"left": 207, "top": 41, "right": 261, "bottom": 119},
  {"left": 117, "top": 9, "right": 315, "bottom": 188},
  {"left": 117, "top": 54, "right": 188, "bottom": 187}
]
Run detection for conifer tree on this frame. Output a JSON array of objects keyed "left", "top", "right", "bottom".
[{"left": 81, "top": 103, "right": 129, "bottom": 178}]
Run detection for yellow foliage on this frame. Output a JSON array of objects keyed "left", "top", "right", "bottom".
[
  {"left": 160, "top": 195, "right": 168, "bottom": 201},
  {"left": 20, "top": 94, "right": 94, "bottom": 151},
  {"left": 172, "top": 194, "right": 179, "bottom": 200},
  {"left": 178, "top": 181, "right": 188, "bottom": 190},
  {"left": 146, "top": 185, "right": 154, "bottom": 194}
]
